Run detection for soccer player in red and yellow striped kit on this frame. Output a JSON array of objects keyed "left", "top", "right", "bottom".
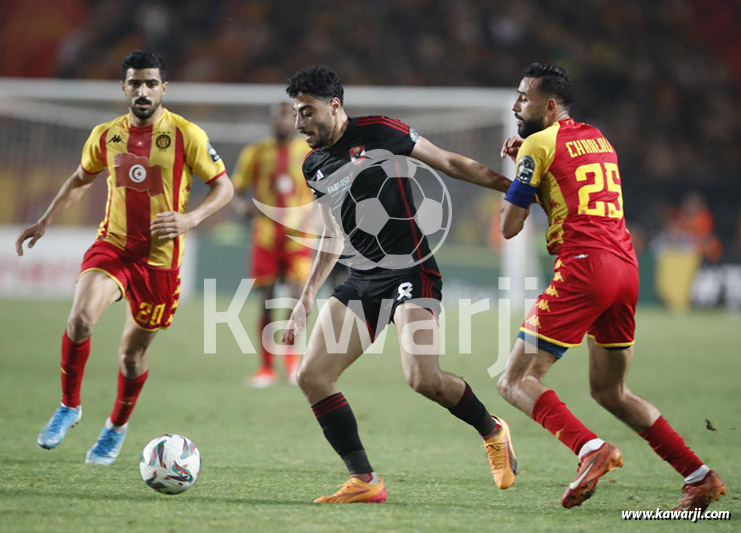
[
  {"left": 497, "top": 63, "right": 725, "bottom": 511},
  {"left": 15, "top": 50, "right": 234, "bottom": 465},
  {"left": 232, "top": 103, "right": 314, "bottom": 387}
]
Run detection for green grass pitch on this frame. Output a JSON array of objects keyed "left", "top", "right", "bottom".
[{"left": 0, "top": 298, "right": 738, "bottom": 532}]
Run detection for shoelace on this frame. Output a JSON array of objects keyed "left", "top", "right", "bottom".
[
  {"left": 48, "top": 408, "right": 75, "bottom": 434},
  {"left": 483, "top": 441, "right": 507, "bottom": 470},
  {"left": 95, "top": 430, "right": 119, "bottom": 453}
]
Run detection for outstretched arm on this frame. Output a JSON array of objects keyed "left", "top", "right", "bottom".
[
  {"left": 411, "top": 136, "right": 512, "bottom": 193},
  {"left": 282, "top": 203, "right": 343, "bottom": 345},
  {"left": 16, "top": 165, "right": 99, "bottom": 256},
  {"left": 500, "top": 201, "right": 530, "bottom": 239},
  {"left": 151, "top": 174, "right": 234, "bottom": 239}
]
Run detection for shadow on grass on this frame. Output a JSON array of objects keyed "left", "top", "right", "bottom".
[{"left": 0, "top": 485, "right": 314, "bottom": 506}]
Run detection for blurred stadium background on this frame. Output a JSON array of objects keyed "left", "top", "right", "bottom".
[
  {"left": 1, "top": 2, "right": 740, "bottom": 530},
  {"left": 1, "top": 0, "right": 740, "bottom": 310}
]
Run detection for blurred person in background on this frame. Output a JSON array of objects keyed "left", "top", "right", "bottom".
[
  {"left": 654, "top": 192, "right": 722, "bottom": 312},
  {"left": 232, "top": 102, "right": 314, "bottom": 387},
  {"left": 15, "top": 50, "right": 234, "bottom": 465}
]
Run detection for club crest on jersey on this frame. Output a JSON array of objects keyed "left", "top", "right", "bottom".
[
  {"left": 155, "top": 134, "right": 171, "bottom": 149},
  {"left": 349, "top": 145, "right": 366, "bottom": 162},
  {"left": 114, "top": 153, "right": 164, "bottom": 196},
  {"left": 516, "top": 155, "right": 536, "bottom": 185}
]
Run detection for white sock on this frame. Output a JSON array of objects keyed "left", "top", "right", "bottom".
[
  {"left": 578, "top": 438, "right": 605, "bottom": 460},
  {"left": 684, "top": 465, "right": 710, "bottom": 484},
  {"left": 105, "top": 417, "right": 127, "bottom": 432},
  {"left": 368, "top": 472, "right": 380, "bottom": 485}
]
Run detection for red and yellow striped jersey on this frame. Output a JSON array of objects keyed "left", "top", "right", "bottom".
[
  {"left": 515, "top": 118, "right": 636, "bottom": 264},
  {"left": 232, "top": 136, "right": 313, "bottom": 251},
  {"left": 80, "top": 109, "right": 226, "bottom": 270}
]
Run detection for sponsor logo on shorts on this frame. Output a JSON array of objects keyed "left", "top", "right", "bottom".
[{"left": 397, "top": 282, "right": 413, "bottom": 301}]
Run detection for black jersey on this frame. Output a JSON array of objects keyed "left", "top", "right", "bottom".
[{"left": 303, "top": 116, "right": 441, "bottom": 277}]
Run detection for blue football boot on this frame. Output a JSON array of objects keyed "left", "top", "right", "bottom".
[
  {"left": 85, "top": 418, "right": 128, "bottom": 465},
  {"left": 37, "top": 403, "right": 82, "bottom": 449}
]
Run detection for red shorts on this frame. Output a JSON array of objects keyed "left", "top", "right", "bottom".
[
  {"left": 251, "top": 244, "right": 312, "bottom": 287},
  {"left": 79, "top": 241, "right": 180, "bottom": 331},
  {"left": 520, "top": 250, "right": 638, "bottom": 356}
]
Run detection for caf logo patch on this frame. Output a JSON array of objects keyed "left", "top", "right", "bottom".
[
  {"left": 516, "top": 155, "right": 536, "bottom": 185},
  {"left": 207, "top": 142, "right": 221, "bottom": 162},
  {"left": 155, "top": 134, "right": 171, "bottom": 149}
]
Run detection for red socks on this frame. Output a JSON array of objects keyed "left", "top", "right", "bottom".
[
  {"left": 110, "top": 370, "right": 149, "bottom": 426},
  {"left": 531, "top": 389, "right": 598, "bottom": 455},
  {"left": 640, "top": 416, "right": 704, "bottom": 477},
  {"left": 61, "top": 330, "right": 150, "bottom": 427},
  {"left": 260, "top": 317, "right": 274, "bottom": 368},
  {"left": 60, "top": 332, "right": 91, "bottom": 408},
  {"left": 531, "top": 390, "right": 705, "bottom": 478}
]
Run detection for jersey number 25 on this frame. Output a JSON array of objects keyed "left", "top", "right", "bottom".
[{"left": 575, "top": 162, "right": 624, "bottom": 219}]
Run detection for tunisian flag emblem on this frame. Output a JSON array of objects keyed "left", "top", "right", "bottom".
[{"left": 114, "top": 153, "right": 164, "bottom": 196}]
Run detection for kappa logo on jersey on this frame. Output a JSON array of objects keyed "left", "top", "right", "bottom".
[
  {"left": 207, "top": 142, "right": 221, "bottom": 162},
  {"left": 349, "top": 145, "right": 366, "bottom": 162},
  {"left": 113, "top": 153, "right": 165, "bottom": 196},
  {"left": 110, "top": 135, "right": 123, "bottom": 144},
  {"left": 516, "top": 155, "right": 536, "bottom": 185},
  {"left": 397, "top": 282, "right": 413, "bottom": 301}
]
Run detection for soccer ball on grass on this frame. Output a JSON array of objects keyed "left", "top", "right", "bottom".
[{"left": 139, "top": 434, "right": 200, "bottom": 495}]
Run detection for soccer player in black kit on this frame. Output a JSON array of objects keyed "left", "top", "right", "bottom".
[{"left": 282, "top": 66, "right": 515, "bottom": 503}]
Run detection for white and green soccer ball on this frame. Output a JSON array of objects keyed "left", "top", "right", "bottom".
[{"left": 139, "top": 434, "right": 200, "bottom": 495}]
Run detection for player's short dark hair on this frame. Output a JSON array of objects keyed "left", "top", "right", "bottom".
[
  {"left": 121, "top": 50, "right": 167, "bottom": 81},
  {"left": 286, "top": 66, "right": 344, "bottom": 104},
  {"left": 523, "top": 63, "right": 573, "bottom": 107}
]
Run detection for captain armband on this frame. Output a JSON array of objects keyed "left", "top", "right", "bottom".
[{"left": 505, "top": 179, "right": 537, "bottom": 209}]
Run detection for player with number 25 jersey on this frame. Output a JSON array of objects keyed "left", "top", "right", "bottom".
[
  {"left": 498, "top": 63, "right": 724, "bottom": 512},
  {"left": 512, "top": 115, "right": 638, "bottom": 352}
]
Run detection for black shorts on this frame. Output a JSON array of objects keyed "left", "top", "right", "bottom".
[{"left": 331, "top": 269, "right": 442, "bottom": 340}]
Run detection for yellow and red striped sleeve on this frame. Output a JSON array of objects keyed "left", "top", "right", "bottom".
[
  {"left": 80, "top": 123, "right": 110, "bottom": 174},
  {"left": 232, "top": 144, "right": 258, "bottom": 192},
  {"left": 182, "top": 123, "right": 227, "bottom": 183}
]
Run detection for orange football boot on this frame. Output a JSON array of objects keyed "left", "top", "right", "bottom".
[
  {"left": 562, "top": 442, "right": 623, "bottom": 508},
  {"left": 314, "top": 476, "right": 387, "bottom": 503},
  {"left": 482, "top": 416, "right": 518, "bottom": 489},
  {"left": 674, "top": 470, "right": 726, "bottom": 512}
]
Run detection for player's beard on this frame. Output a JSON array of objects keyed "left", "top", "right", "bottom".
[
  {"left": 309, "top": 120, "right": 334, "bottom": 149},
  {"left": 517, "top": 115, "right": 546, "bottom": 138},
  {"left": 130, "top": 98, "right": 159, "bottom": 121}
]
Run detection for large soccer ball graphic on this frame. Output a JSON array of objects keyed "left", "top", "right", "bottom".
[
  {"left": 140, "top": 434, "right": 201, "bottom": 495},
  {"left": 336, "top": 152, "right": 451, "bottom": 270}
]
